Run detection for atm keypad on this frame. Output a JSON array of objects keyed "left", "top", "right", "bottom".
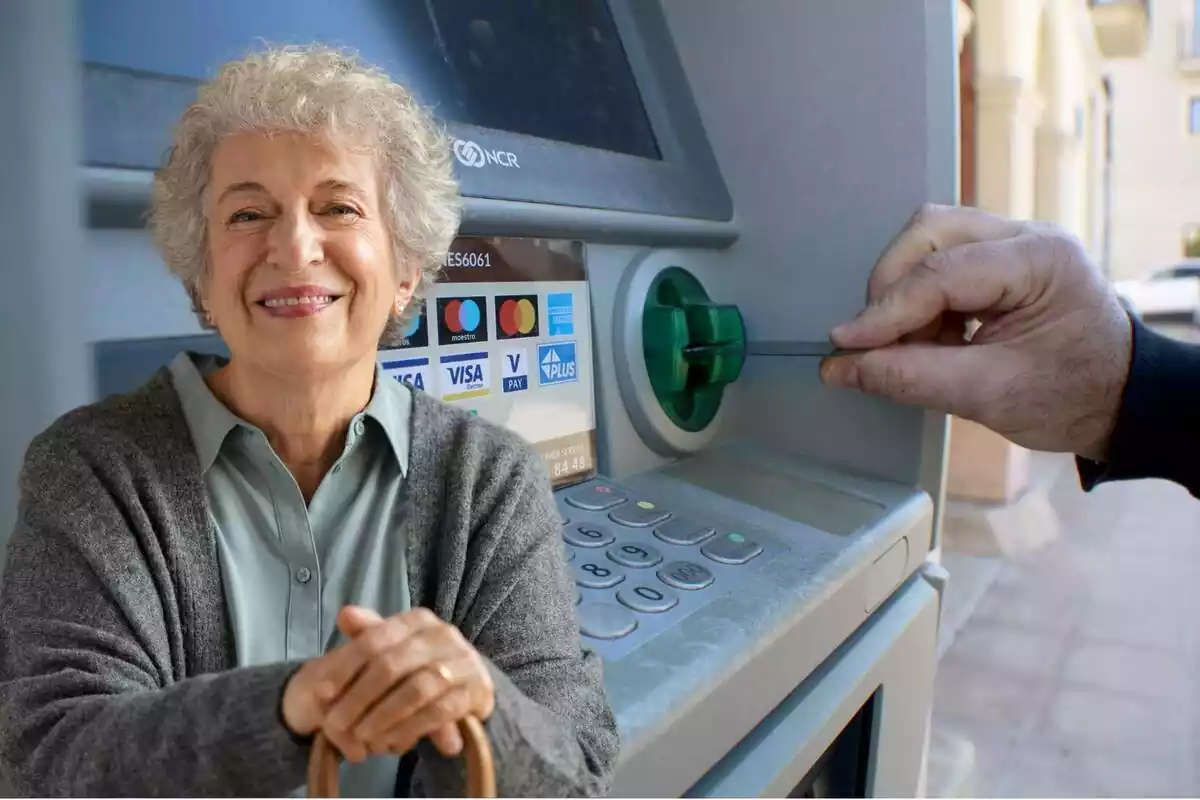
[{"left": 556, "top": 478, "right": 785, "bottom": 660}]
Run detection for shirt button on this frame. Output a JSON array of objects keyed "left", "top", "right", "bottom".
[
  {"left": 295, "top": 567, "right": 312, "bottom": 584},
  {"left": 353, "top": 419, "right": 366, "bottom": 436}
]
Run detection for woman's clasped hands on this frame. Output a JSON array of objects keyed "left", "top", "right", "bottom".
[{"left": 282, "top": 606, "right": 496, "bottom": 762}]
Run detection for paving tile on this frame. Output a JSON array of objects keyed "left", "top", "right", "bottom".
[
  {"left": 970, "top": 580, "right": 1085, "bottom": 636},
  {"left": 1030, "top": 687, "right": 1190, "bottom": 763},
  {"left": 1060, "top": 642, "right": 1192, "bottom": 702},
  {"left": 930, "top": 716, "right": 1019, "bottom": 798},
  {"left": 932, "top": 658, "right": 1048, "bottom": 731},
  {"left": 1075, "top": 600, "right": 1197, "bottom": 658},
  {"left": 943, "top": 621, "right": 1068, "bottom": 681},
  {"left": 997, "top": 738, "right": 1189, "bottom": 798}
]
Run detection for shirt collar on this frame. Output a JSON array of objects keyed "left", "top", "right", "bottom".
[{"left": 168, "top": 351, "right": 412, "bottom": 477}]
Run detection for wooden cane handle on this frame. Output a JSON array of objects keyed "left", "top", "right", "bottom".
[{"left": 306, "top": 715, "right": 496, "bottom": 798}]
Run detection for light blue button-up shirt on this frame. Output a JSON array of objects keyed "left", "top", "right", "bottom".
[{"left": 170, "top": 351, "right": 413, "bottom": 797}]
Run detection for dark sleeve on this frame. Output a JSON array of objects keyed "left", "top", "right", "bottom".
[
  {"left": 412, "top": 444, "right": 619, "bottom": 798},
  {"left": 1077, "top": 314, "right": 1200, "bottom": 497},
  {"left": 0, "top": 441, "right": 310, "bottom": 797}
]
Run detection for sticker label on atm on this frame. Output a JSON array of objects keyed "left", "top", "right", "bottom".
[
  {"left": 501, "top": 347, "right": 530, "bottom": 393},
  {"left": 547, "top": 293, "right": 574, "bottom": 336},
  {"left": 440, "top": 352, "right": 490, "bottom": 401},
  {"left": 436, "top": 296, "right": 489, "bottom": 345},
  {"left": 381, "top": 356, "right": 432, "bottom": 393},
  {"left": 495, "top": 295, "right": 539, "bottom": 340},
  {"left": 396, "top": 301, "right": 429, "bottom": 349},
  {"left": 538, "top": 341, "right": 578, "bottom": 386}
]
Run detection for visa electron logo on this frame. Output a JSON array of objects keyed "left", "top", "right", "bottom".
[
  {"left": 439, "top": 352, "right": 490, "bottom": 402},
  {"left": 538, "top": 341, "right": 578, "bottom": 386},
  {"left": 453, "top": 138, "right": 520, "bottom": 169}
]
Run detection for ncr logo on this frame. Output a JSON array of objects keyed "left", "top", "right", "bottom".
[
  {"left": 537, "top": 341, "right": 578, "bottom": 386},
  {"left": 453, "top": 139, "right": 520, "bottom": 169}
]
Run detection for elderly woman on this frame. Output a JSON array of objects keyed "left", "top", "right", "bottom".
[{"left": 0, "top": 45, "right": 617, "bottom": 797}]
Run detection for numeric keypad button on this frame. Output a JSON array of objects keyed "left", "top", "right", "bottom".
[
  {"left": 573, "top": 560, "right": 626, "bottom": 589},
  {"left": 578, "top": 603, "right": 637, "bottom": 639},
  {"left": 657, "top": 560, "right": 715, "bottom": 590},
  {"left": 564, "top": 524, "right": 616, "bottom": 549},
  {"left": 564, "top": 484, "right": 627, "bottom": 511},
  {"left": 607, "top": 543, "right": 664, "bottom": 569},
  {"left": 654, "top": 517, "right": 716, "bottom": 546},
  {"left": 610, "top": 500, "right": 671, "bottom": 527},
  {"left": 617, "top": 584, "right": 680, "bottom": 614}
]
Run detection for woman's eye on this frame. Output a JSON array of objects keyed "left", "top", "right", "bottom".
[
  {"left": 326, "top": 204, "right": 361, "bottom": 219},
  {"left": 228, "top": 210, "right": 262, "bottom": 224}
]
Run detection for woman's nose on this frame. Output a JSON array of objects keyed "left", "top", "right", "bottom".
[{"left": 267, "top": 209, "right": 324, "bottom": 272}]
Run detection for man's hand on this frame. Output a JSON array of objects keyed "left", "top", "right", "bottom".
[
  {"left": 820, "top": 204, "right": 1133, "bottom": 461},
  {"left": 282, "top": 606, "right": 496, "bottom": 763}
]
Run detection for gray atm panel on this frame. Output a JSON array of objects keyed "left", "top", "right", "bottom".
[{"left": 80, "top": 0, "right": 731, "bottom": 222}]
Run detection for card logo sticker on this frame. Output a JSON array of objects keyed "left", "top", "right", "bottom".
[
  {"left": 436, "top": 296, "right": 489, "bottom": 345},
  {"left": 396, "top": 301, "right": 428, "bottom": 349},
  {"left": 381, "top": 356, "right": 433, "bottom": 393},
  {"left": 495, "top": 295, "right": 539, "bottom": 340},
  {"left": 501, "top": 347, "right": 530, "bottom": 393},
  {"left": 538, "top": 341, "right": 578, "bottom": 386},
  {"left": 440, "top": 352, "right": 490, "bottom": 401},
  {"left": 547, "top": 293, "right": 574, "bottom": 337}
]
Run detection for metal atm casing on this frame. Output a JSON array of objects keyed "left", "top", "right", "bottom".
[{"left": 10, "top": 0, "right": 959, "bottom": 795}]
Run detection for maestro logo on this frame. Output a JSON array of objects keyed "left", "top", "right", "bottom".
[
  {"left": 495, "top": 294, "right": 539, "bottom": 340},
  {"left": 453, "top": 138, "right": 520, "bottom": 169},
  {"left": 436, "top": 296, "right": 489, "bottom": 345},
  {"left": 396, "top": 301, "right": 428, "bottom": 349}
]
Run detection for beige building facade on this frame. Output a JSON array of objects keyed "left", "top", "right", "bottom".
[
  {"left": 1106, "top": 0, "right": 1200, "bottom": 280},
  {"left": 949, "top": 0, "right": 1147, "bottom": 507}
]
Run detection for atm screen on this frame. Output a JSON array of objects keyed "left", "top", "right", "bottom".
[{"left": 82, "top": 0, "right": 661, "bottom": 162}]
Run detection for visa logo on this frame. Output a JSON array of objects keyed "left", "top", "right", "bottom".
[
  {"left": 538, "top": 342, "right": 578, "bottom": 386},
  {"left": 380, "top": 357, "right": 432, "bottom": 394}
]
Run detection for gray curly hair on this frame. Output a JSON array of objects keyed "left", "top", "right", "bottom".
[{"left": 148, "top": 44, "right": 462, "bottom": 343}]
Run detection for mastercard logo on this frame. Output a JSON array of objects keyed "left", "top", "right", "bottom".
[{"left": 495, "top": 294, "right": 540, "bottom": 339}]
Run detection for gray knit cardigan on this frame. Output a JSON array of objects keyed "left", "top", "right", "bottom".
[{"left": 0, "top": 367, "right": 618, "bottom": 797}]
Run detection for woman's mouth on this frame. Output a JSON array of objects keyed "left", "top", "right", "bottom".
[{"left": 256, "top": 287, "right": 344, "bottom": 318}]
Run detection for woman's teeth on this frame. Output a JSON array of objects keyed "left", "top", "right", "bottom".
[{"left": 262, "top": 295, "right": 334, "bottom": 308}]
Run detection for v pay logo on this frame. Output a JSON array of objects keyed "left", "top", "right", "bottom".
[{"left": 501, "top": 347, "right": 529, "bottom": 393}]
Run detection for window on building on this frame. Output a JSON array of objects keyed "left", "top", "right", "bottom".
[
  {"left": 1183, "top": 226, "right": 1200, "bottom": 258},
  {"left": 1190, "top": 98, "right": 1200, "bottom": 134}
]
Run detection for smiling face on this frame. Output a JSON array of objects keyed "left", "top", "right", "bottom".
[{"left": 202, "top": 131, "right": 412, "bottom": 379}]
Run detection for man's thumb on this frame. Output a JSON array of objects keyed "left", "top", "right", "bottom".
[{"left": 820, "top": 343, "right": 979, "bottom": 415}]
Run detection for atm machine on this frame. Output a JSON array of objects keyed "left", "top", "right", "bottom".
[{"left": 3, "top": 0, "right": 958, "bottom": 795}]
